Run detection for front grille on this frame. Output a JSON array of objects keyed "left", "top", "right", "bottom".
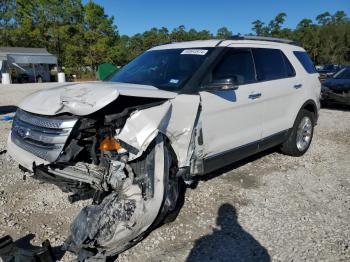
[{"left": 11, "top": 109, "right": 78, "bottom": 162}]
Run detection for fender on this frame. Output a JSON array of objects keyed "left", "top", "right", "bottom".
[
  {"left": 290, "top": 99, "right": 319, "bottom": 127},
  {"left": 117, "top": 94, "right": 200, "bottom": 167}
]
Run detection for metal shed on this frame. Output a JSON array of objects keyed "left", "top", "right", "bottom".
[{"left": 0, "top": 47, "right": 57, "bottom": 83}]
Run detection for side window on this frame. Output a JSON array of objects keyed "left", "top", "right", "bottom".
[
  {"left": 211, "top": 48, "right": 256, "bottom": 85},
  {"left": 293, "top": 51, "right": 317, "bottom": 74},
  {"left": 252, "top": 48, "right": 288, "bottom": 81}
]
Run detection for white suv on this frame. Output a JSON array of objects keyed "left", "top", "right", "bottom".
[{"left": 7, "top": 36, "right": 320, "bottom": 260}]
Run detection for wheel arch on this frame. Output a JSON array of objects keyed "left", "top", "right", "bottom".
[
  {"left": 301, "top": 99, "right": 318, "bottom": 124},
  {"left": 291, "top": 99, "right": 318, "bottom": 127}
]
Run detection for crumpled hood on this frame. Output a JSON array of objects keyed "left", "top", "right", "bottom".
[{"left": 19, "top": 82, "right": 177, "bottom": 116}]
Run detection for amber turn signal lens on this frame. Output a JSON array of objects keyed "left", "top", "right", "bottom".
[{"left": 99, "top": 137, "right": 122, "bottom": 151}]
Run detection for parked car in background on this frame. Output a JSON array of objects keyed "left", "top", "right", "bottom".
[
  {"left": 321, "top": 66, "right": 350, "bottom": 106},
  {"left": 317, "top": 64, "right": 345, "bottom": 81}
]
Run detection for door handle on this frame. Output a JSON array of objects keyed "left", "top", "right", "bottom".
[
  {"left": 294, "top": 83, "right": 303, "bottom": 89},
  {"left": 248, "top": 92, "right": 262, "bottom": 99}
]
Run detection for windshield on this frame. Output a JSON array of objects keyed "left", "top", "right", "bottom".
[
  {"left": 110, "top": 48, "right": 213, "bottom": 91},
  {"left": 333, "top": 67, "right": 350, "bottom": 79}
]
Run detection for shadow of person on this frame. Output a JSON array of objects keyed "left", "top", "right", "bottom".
[
  {"left": 187, "top": 204, "right": 270, "bottom": 262},
  {"left": 0, "top": 234, "right": 65, "bottom": 261}
]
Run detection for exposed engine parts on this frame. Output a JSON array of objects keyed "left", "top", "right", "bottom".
[
  {"left": 60, "top": 136, "right": 182, "bottom": 261},
  {"left": 26, "top": 110, "right": 184, "bottom": 261},
  {"left": 8, "top": 95, "right": 196, "bottom": 261}
]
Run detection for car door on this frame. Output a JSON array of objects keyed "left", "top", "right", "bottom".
[
  {"left": 251, "top": 48, "right": 302, "bottom": 141},
  {"left": 199, "top": 47, "right": 263, "bottom": 172}
]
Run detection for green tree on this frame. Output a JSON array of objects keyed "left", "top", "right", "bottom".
[
  {"left": 0, "top": 0, "right": 16, "bottom": 46},
  {"left": 316, "top": 12, "right": 331, "bottom": 25},
  {"left": 83, "top": 1, "right": 118, "bottom": 71},
  {"left": 297, "top": 19, "right": 313, "bottom": 28},
  {"left": 3, "top": 3, "right": 350, "bottom": 77},
  {"left": 251, "top": 20, "right": 268, "bottom": 36},
  {"left": 332, "top": 10, "right": 348, "bottom": 23},
  {"left": 170, "top": 25, "right": 188, "bottom": 42},
  {"left": 268, "top": 12, "right": 287, "bottom": 36},
  {"left": 127, "top": 33, "right": 144, "bottom": 60},
  {"left": 216, "top": 27, "right": 232, "bottom": 39}
]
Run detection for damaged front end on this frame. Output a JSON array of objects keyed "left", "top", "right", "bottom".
[{"left": 7, "top": 95, "right": 192, "bottom": 260}]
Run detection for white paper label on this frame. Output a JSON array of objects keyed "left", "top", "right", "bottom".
[{"left": 181, "top": 49, "right": 208, "bottom": 55}]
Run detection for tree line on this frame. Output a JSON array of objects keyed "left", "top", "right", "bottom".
[{"left": 1, "top": 0, "right": 349, "bottom": 77}]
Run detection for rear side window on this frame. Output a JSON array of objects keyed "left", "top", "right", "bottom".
[
  {"left": 293, "top": 51, "right": 317, "bottom": 74},
  {"left": 252, "top": 48, "right": 291, "bottom": 81},
  {"left": 211, "top": 48, "right": 256, "bottom": 85}
]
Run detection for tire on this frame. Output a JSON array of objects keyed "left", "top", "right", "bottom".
[
  {"left": 280, "top": 109, "right": 315, "bottom": 156},
  {"left": 65, "top": 136, "right": 185, "bottom": 261},
  {"left": 130, "top": 139, "right": 185, "bottom": 224}
]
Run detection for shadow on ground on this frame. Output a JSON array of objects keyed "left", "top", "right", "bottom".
[
  {"left": 0, "top": 106, "right": 17, "bottom": 114},
  {"left": 0, "top": 234, "right": 65, "bottom": 261},
  {"left": 186, "top": 203, "right": 270, "bottom": 262}
]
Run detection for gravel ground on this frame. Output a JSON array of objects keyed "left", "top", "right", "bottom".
[{"left": 0, "top": 96, "right": 349, "bottom": 261}]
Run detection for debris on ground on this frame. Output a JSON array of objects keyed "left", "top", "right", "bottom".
[{"left": 0, "top": 108, "right": 349, "bottom": 261}]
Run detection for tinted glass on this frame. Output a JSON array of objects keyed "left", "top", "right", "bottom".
[
  {"left": 211, "top": 48, "right": 256, "bottom": 85},
  {"left": 293, "top": 51, "right": 317, "bottom": 74},
  {"left": 110, "top": 48, "right": 212, "bottom": 90},
  {"left": 252, "top": 48, "right": 287, "bottom": 81}
]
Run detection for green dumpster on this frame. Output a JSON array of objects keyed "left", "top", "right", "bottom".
[{"left": 97, "top": 63, "right": 119, "bottom": 81}]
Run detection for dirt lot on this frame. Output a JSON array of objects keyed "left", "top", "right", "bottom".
[{"left": 0, "top": 87, "right": 349, "bottom": 261}]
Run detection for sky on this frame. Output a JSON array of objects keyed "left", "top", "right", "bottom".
[{"left": 83, "top": 0, "right": 350, "bottom": 36}]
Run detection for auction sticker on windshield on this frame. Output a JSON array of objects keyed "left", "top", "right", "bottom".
[{"left": 181, "top": 49, "right": 208, "bottom": 55}]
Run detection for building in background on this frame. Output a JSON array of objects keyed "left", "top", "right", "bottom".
[{"left": 0, "top": 47, "right": 57, "bottom": 83}]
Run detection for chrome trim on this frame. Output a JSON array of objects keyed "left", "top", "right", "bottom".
[
  {"left": 296, "top": 116, "right": 312, "bottom": 151},
  {"left": 11, "top": 109, "right": 78, "bottom": 162},
  {"left": 16, "top": 108, "right": 77, "bottom": 129}
]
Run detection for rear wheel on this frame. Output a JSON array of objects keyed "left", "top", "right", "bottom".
[{"left": 280, "top": 109, "right": 314, "bottom": 156}]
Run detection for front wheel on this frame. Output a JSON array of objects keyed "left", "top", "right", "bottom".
[
  {"left": 280, "top": 109, "right": 315, "bottom": 156},
  {"left": 64, "top": 135, "right": 184, "bottom": 261}
]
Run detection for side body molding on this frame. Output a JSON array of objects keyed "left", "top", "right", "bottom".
[{"left": 117, "top": 94, "right": 200, "bottom": 167}]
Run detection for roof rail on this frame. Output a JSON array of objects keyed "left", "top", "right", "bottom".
[{"left": 230, "top": 35, "right": 299, "bottom": 46}]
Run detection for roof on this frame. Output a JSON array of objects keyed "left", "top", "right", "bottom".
[
  {"left": 0, "top": 47, "right": 57, "bottom": 64},
  {"left": 0, "top": 47, "right": 53, "bottom": 55},
  {"left": 150, "top": 40, "right": 222, "bottom": 50},
  {"left": 149, "top": 38, "right": 305, "bottom": 52}
]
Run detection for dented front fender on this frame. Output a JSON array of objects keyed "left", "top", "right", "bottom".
[{"left": 117, "top": 94, "right": 200, "bottom": 167}]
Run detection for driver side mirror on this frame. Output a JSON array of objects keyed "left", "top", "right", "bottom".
[{"left": 203, "top": 77, "right": 239, "bottom": 91}]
